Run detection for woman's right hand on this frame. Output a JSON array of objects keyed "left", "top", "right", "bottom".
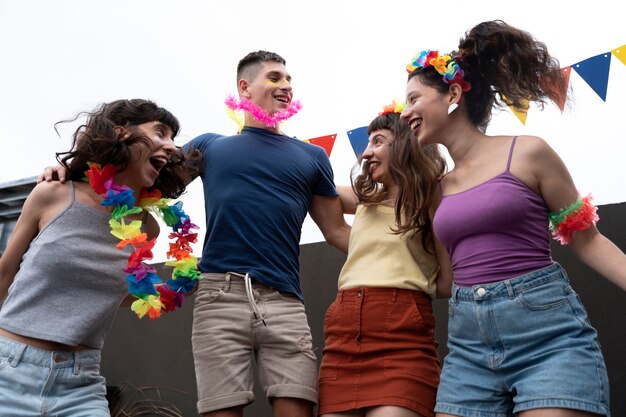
[{"left": 36, "top": 165, "right": 68, "bottom": 183}]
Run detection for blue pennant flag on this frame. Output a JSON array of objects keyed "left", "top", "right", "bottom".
[
  {"left": 572, "top": 53, "right": 612, "bottom": 101},
  {"left": 347, "top": 126, "right": 369, "bottom": 159}
]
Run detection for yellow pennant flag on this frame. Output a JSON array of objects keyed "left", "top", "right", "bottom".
[{"left": 611, "top": 44, "right": 626, "bottom": 66}]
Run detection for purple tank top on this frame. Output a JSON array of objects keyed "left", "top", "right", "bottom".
[{"left": 433, "top": 137, "right": 553, "bottom": 286}]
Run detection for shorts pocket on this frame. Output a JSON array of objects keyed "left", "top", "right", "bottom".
[
  {"left": 195, "top": 281, "right": 224, "bottom": 305},
  {"left": 275, "top": 290, "right": 301, "bottom": 303},
  {"left": 518, "top": 279, "right": 570, "bottom": 311},
  {"left": 79, "top": 363, "right": 105, "bottom": 385}
]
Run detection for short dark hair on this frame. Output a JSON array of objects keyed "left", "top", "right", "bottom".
[{"left": 236, "top": 50, "right": 286, "bottom": 81}]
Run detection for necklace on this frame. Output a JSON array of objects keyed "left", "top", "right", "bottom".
[
  {"left": 85, "top": 162, "right": 201, "bottom": 319},
  {"left": 225, "top": 95, "right": 302, "bottom": 128}
]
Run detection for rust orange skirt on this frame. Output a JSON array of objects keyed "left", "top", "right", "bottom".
[{"left": 318, "top": 287, "right": 440, "bottom": 417}]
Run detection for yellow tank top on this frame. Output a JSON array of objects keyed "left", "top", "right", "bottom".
[{"left": 338, "top": 204, "right": 438, "bottom": 296}]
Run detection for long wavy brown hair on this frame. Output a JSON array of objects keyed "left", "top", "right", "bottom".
[
  {"left": 55, "top": 99, "right": 202, "bottom": 198},
  {"left": 353, "top": 112, "right": 446, "bottom": 252}
]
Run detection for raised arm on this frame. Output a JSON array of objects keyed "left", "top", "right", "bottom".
[{"left": 309, "top": 194, "right": 351, "bottom": 254}]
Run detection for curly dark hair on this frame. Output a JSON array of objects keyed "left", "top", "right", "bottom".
[
  {"left": 353, "top": 112, "right": 446, "bottom": 252},
  {"left": 55, "top": 99, "right": 202, "bottom": 198},
  {"left": 408, "top": 20, "right": 568, "bottom": 130}
]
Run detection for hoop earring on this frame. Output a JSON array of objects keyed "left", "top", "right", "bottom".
[{"left": 447, "top": 103, "right": 458, "bottom": 115}]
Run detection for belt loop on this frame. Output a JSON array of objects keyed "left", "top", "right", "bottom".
[
  {"left": 73, "top": 352, "right": 80, "bottom": 375},
  {"left": 10, "top": 343, "right": 27, "bottom": 368},
  {"left": 338, "top": 290, "right": 343, "bottom": 303},
  {"left": 505, "top": 280, "right": 515, "bottom": 299},
  {"left": 392, "top": 289, "right": 397, "bottom": 303},
  {"left": 224, "top": 274, "right": 231, "bottom": 292}
]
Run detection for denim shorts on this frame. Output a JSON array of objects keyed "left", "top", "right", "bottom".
[
  {"left": 435, "top": 263, "right": 611, "bottom": 417},
  {"left": 0, "top": 335, "right": 109, "bottom": 416},
  {"left": 192, "top": 273, "right": 318, "bottom": 414}
]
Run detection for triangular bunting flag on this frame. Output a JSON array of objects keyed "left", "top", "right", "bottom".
[
  {"left": 572, "top": 53, "right": 612, "bottom": 101},
  {"left": 304, "top": 134, "right": 336, "bottom": 157},
  {"left": 551, "top": 67, "right": 572, "bottom": 112},
  {"left": 502, "top": 95, "right": 529, "bottom": 125},
  {"left": 347, "top": 126, "right": 369, "bottom": 159},
  {"left": 509, "top": 99, "right": 529, "bottom": 125},
  {"left": 611, "top": 44, "right": 626, "bottom": 66}
]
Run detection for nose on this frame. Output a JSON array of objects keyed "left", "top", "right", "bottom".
[
  {"left": 162, "top": 138, "right": 177, "bottom": 156},
  {"left": 281, "top": 80, "right": 292, "bottom": 92},
  {"left": 400, "top": 106, "right": 410, "bottom": 121},
  {"left": 362, "top": 144, "right": 373, "bottom": 159}
]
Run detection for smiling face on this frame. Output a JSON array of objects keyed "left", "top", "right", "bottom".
[
  {"left": 241, "top": 61, "right": 292, "bottom": 116},
  {"left": 362, "top": 128, "right": 395, "bottom": 188},
  {"left": 401, "top": 76, "right": 450, "bottom": 145},
  {"left": 116, "top": 121, "right": 177, "bottom": 191}
]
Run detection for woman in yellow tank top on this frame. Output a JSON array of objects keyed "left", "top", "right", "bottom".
[{"left": 318, "top": 104, "right": 451, "bottom": 417}]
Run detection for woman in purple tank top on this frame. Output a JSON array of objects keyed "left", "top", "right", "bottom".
[{"left": 400, "top": 20, "right": 626, "bottom": 417}]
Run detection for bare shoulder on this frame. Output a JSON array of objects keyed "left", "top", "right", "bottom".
[
  {"left": 514, "top": 135, "right": 555, "bottom": 158},
  {"left": 28, "top": 180, "right": 71, "bottom": 206}
]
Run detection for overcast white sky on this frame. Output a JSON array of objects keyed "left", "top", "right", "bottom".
[{"left": 1, "top": 1, "right": 624, "bottom": 255}]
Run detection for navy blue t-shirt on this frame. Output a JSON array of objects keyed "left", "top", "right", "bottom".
[{"left": 185, "top": 126, "right": 337, "bottom": 301}]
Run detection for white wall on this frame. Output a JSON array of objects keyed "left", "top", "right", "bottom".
[{"left": 1, "top": 1, "right": 624, "bottom": 258}]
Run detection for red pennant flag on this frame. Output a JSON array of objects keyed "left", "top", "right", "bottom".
[
  {"left": 551, "top": 67, "right": 572, "bottom": 112},
  {"left": 305, "top": 134, "right": 336, "bottom": 157}
]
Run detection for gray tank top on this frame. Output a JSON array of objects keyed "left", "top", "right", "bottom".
[{"left": 0, "top": 181, "right": 132, "bottom": 349}]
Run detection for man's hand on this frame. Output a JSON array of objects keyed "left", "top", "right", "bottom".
[{"left": 36, "top": 165, "right": 67, "bottom": 183}]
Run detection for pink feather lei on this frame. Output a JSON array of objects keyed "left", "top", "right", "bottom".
[{"left": 224, "top": 95, "right": 302, "bottom": 128}]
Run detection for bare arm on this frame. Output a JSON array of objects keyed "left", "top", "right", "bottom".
[
  {"left": 526, "top": 136, "right": 626, "bottom": 291},
  {"left": 337, "top": 185, "right": 358, "bottom": 215},
  {"left": 309, "top": 194, "right": 351, "bottom": 254},
  {"left": 434, "top": 236, "right": 454, "bottom": 298},
  {"left": 0, "top": 182, "right": 63, "bottom": 301},
  {"left": 428, "top": 192, "right": 453, "bottom": 298}
]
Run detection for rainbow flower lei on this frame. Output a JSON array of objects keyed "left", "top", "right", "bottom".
[
  {"left": 225, "top": 95, "right": 302, "bottom": 128},
  {"left": 406, "top": 50, "right": 472, "bottom": 92},
  {"left": 85, "top": 162, "right": 201, "bottom": 319}
]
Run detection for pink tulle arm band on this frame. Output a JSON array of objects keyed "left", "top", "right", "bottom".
[{"left": 548, "top": 194, "right": 599, "bottom": 245}]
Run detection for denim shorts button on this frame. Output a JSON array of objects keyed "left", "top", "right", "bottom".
[{"left": 476, "top": 288, "right": 486, "bottom": 297}]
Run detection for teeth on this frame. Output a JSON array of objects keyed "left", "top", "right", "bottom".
[{"left": 150, "top": 156, "right": 169, "bottom": 169}]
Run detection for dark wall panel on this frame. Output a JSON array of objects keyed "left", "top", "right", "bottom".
[{"left": 102, "top": 202, "right": 626, "bottom": 416}]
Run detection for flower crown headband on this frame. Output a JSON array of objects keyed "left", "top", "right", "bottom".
[
  {"left": 379, "top": 99, "right": 406, "bottom": 115},
  {"left": 406, "top": 50, "right": 472, "bottom": 92}
]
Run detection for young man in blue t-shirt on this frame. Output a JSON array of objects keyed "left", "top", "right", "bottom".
[{"left": 186, "top": 51, "right": 350, "bottom": 417}]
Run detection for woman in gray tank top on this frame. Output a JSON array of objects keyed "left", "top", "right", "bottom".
[{"left": 0, "top": 99, "right": 200, "bottom": 416}]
